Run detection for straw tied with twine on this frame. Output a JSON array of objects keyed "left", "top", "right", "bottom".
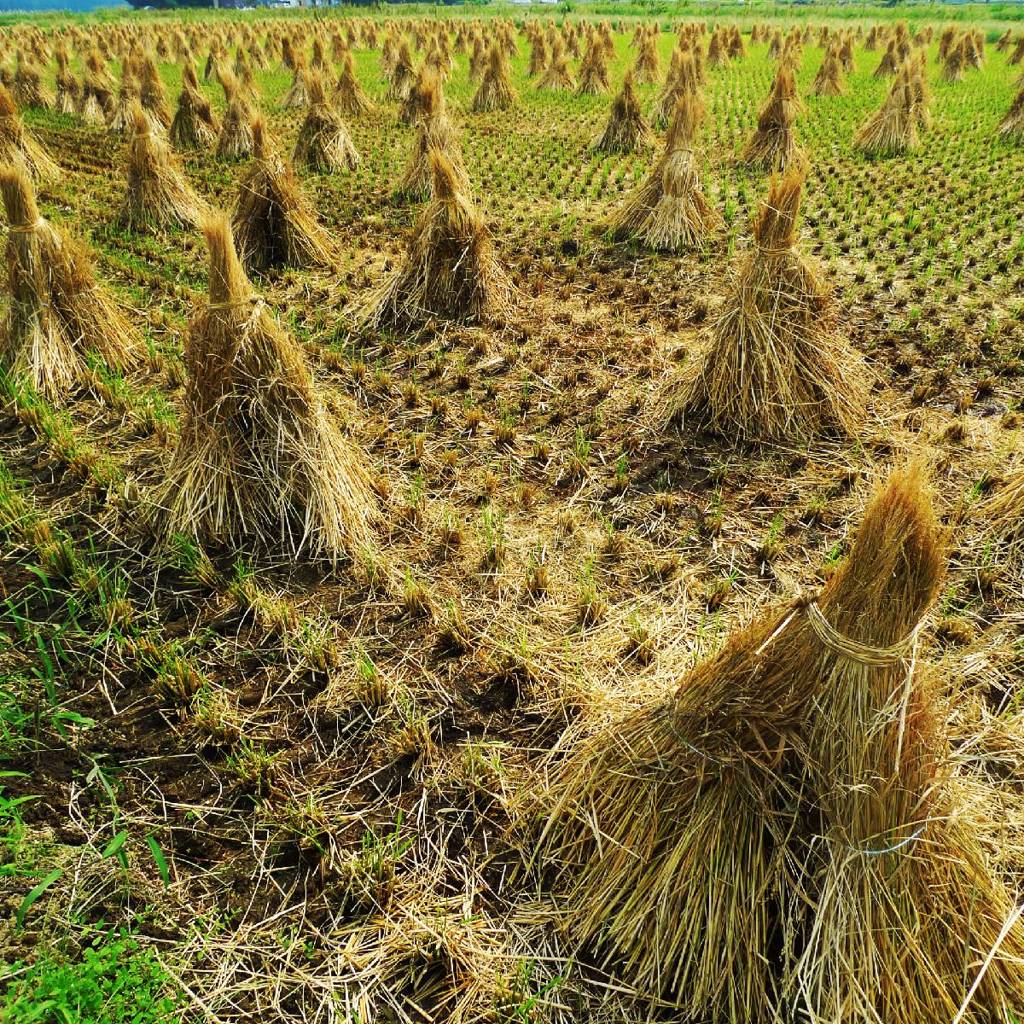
[
  {"left": 669, "top": 589, "right": 927, "bottom": 837},
  {"left": 755, "top": 588, "right": 928, "bottom": 858}
]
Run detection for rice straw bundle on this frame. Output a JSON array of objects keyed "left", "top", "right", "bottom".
[
  {"left": 108, "top": 67, "right": 143, "bottom": 136},
  {"left": 156, "top": 212, "right": 377, "bottom": 563},
  {"left": 576, "top": 36, "right": 610, "bottom": 96},
  {"left": 139, "top": 56, "right": 171, "bottom": 129},
  {"left": 592, "top": 71, "right": 652, "bottom": 153},
  {"left": 666, "top": 167, "right": 865, "bottom": 442},
  {"left": 606, "top": 92, "right": 718, "bottom": 251},
  {"left": 79, "top": 73, "right": 113, "bottom": 125},
  {"left": 854, "top": 64, "right": 921, "bottom": 156},
  {"left": 0, "top": 85, "right": 58, "bottom": 182},
  {"left": 364, "top": 148, "right": 514, "bottom": 330},
  {"left": 812, "top": 46, "right": 846, "bottom": 96},
  {"left": 875, "top": 39, "right": 899, "bottom": 76},
  {"left": 387, "top": 40, "right": 416, "bottom": 102},
  {"left": 707, "top": 28, "right": 727, "bottom": 67},
  {"left": 942, "top": 38, "right": 967, "bottom": 82},
  {"left": 471, "top": 41, "right": 517, "bottom": 112},
  {"left": 232, "top": 118, "right": 335, "bottom": 272},
  {"left": 741, "top": 63, "right": 804, "bottom": 171},
  {"left": 294, "top": 72, "right": 359, "bottom": 173},
  {"left": 335, "top": 49, "right": 374, "bottom": 117},
  {"left": 281, "top": 56, "right": 311, "bottom": 110},
  {"left": 54, "top": 50, "right": 80, "bottom": 117},
  {"left": 728, "top": 25, "right": 746, "bottom": 58},
  {"left": 170, "top": 64, "right": 219, "bottom": 151},
  {"left": 0, "top": 166, "right": 141, "bottom": 399},
  {"left": 394, "top": 71, "right": 465, "bottom": 203},
  {"left": 999, "top": 82, "right": 1024, "bottom": 141},
  {"left": 216, "top": 74, "right": 256, "bottom": 161},
  {"left": 527, "top": 32, "right": 548, "bottom": 77},
  {"left": 633, "top": 27, "right": 659, "bottom": 84},
  {"left": 118, "top": 101, "right": 207, "bottom": 233},
  {"left": 12, "top": 53, "right": 52, "bottom": 110},
  {"left": 538, "top": 36, "right": 574, "bottom": 90},
  {"left": 651, "top": 47, "right": 700, "bottom": 128},
  {"left": 536, "top": 466, "right": 1024, "bottom": 1023}
]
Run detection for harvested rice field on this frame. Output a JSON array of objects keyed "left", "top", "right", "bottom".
[{"left": 2, "top": 5, "right": 1024, "bottom": 1022}]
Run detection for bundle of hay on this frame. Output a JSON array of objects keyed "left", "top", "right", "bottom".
[
  {"left": 665, "top": 168, "right": 865, "bottom": 442},
  {"left": 874, "top": 39, "right": 899, "bottom": 76},
  {"left": 854, "top": 64, "right": 920, "bottom": 156},
  {"left": 468, "top": 33, "right": 488, "bottom": 82},
  {"left": 707, "top": 28, "right": 728, "bottom": 67},
  {"left": 139, "top": 56, "right": 172, "bottom": 130},
  {"left": 538, "top": 36, "right": 574, "bottom": 90},
  {"left": 942, "top": 38, "right": 967, "bottom": 82},
  {"left": 54, "top": 49, "right": 80, "bottom": 117},
  {"left": 398, "top": 64, "right": 434, "bottom": 126},
  {"left": 999, "top": 81, "right": 1024, "bottom": 141},
  {"left": 311, "top": 36, "right": 327, "bottom": 71},
  {"left": 170, "top": 64, "right": 219, "bottom": 151},
  {"left": 0, "top": 85, "right": 58, "bottom": 182},
  {"left": 0, "top": 166, "right": 141, "bottom": 399},
  {"left": 79, "top": 72, "right": 113, "bottom": 125},
  {"left": 156, "top": 213, "right": 377, "bottom": 563},
  {"left": 1010, "top": 35, "right": 1024, "bottom": 66},
  {"left": 216, "top": 74, "right": 256, "bottom": 161},
  {"left": 839, "top": 34, "right": 854, "bottom": 72},
  {"left": 909, "top": 52, "right": 932, "bottom": 129},
  {"left": 592, "top": 71, "right": 652, "bottom": 153},
  {"left": 965, "top": 30, "right": 984, "bottom": 68},
  {"left": 527, "top": 33, "right": 548, "bottom": 77},
  {"left": 812, "top": 46, "right": 846, "bottom": 96},
  {"left": 232, "top": 119, "right": 335, "bottom": 272},
  {"left": 471, "top": 41, "right": 517, "bottom": 112},
  {"left": 536, "top": 465, "right": 1024, "bottom": 1022},
  {"left": 118, "top": 102, "right": 207, "bottom": 233},
  {"left": 108, "top": 67, "right": 142, "bottom": 136},
  {"left": 364, "top": 148, "right": 514, "bottom": 330},
  {"left": 938, "top": 25, "right": 958, "bottom": 62},
  {"left": 633, "top": 27, "right": 660, "bottom": 84},
  {"left": 335, "top": 49, "right": 374, "bottom": 117},
  {"left": 606, "top": 92, "right": 718, "bottom": 251},
  {"left": 386, "top": 40, "right": 416, "bottom": 102},
  {"left": 294, "top": 72, "right": 359, "bottom": 173},
  {"left": 394, "top": 71, "right": 465, "bottom": 203},
  {"left": 651, "top": 48, "right": 699, "bottom": 127},
  {"left": 12, "top": 53, "right": 52, "bottom": 111},
  {"left": 741, "top": 63, "right": 804, "bottom": 171},
  {"left": 576, "top": 36, "right": 610, "bottom": 96},
  {"left": 280, "top": 56, "right": 311, "bottom": 110},
  {"left": 727, "top": 25, "right": 746, "bottom": 58},
  {"left": 85, "top": 48, "right": 115, "bottom": 95}
]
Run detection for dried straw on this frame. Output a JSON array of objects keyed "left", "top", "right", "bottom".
[
  {"left": 364, "top": 148, "right": 514, "bottom": 330},
  {"left": 0, "top": 84, "right": 58, "bottom": 182},
  {"left": 0, "top": 165, "right": 141, "bottom": 399},
  {"left": 118, "top": 101, "right": 207, "bottom": 232},
  {"left": 232, "top": 118, "right": 335, "bottom": 272},
  {"left": 665, "top": 167, "right": 865, "bottom": 442},
  {"left": 155, "top": 212, "right": 377, "bottom": 563},
  {"left": 535, "top": 466, "right": 1024, "bottom": 1023},
  {"left": 294, "top": 72, "right": 359, "bottom": 173}
]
